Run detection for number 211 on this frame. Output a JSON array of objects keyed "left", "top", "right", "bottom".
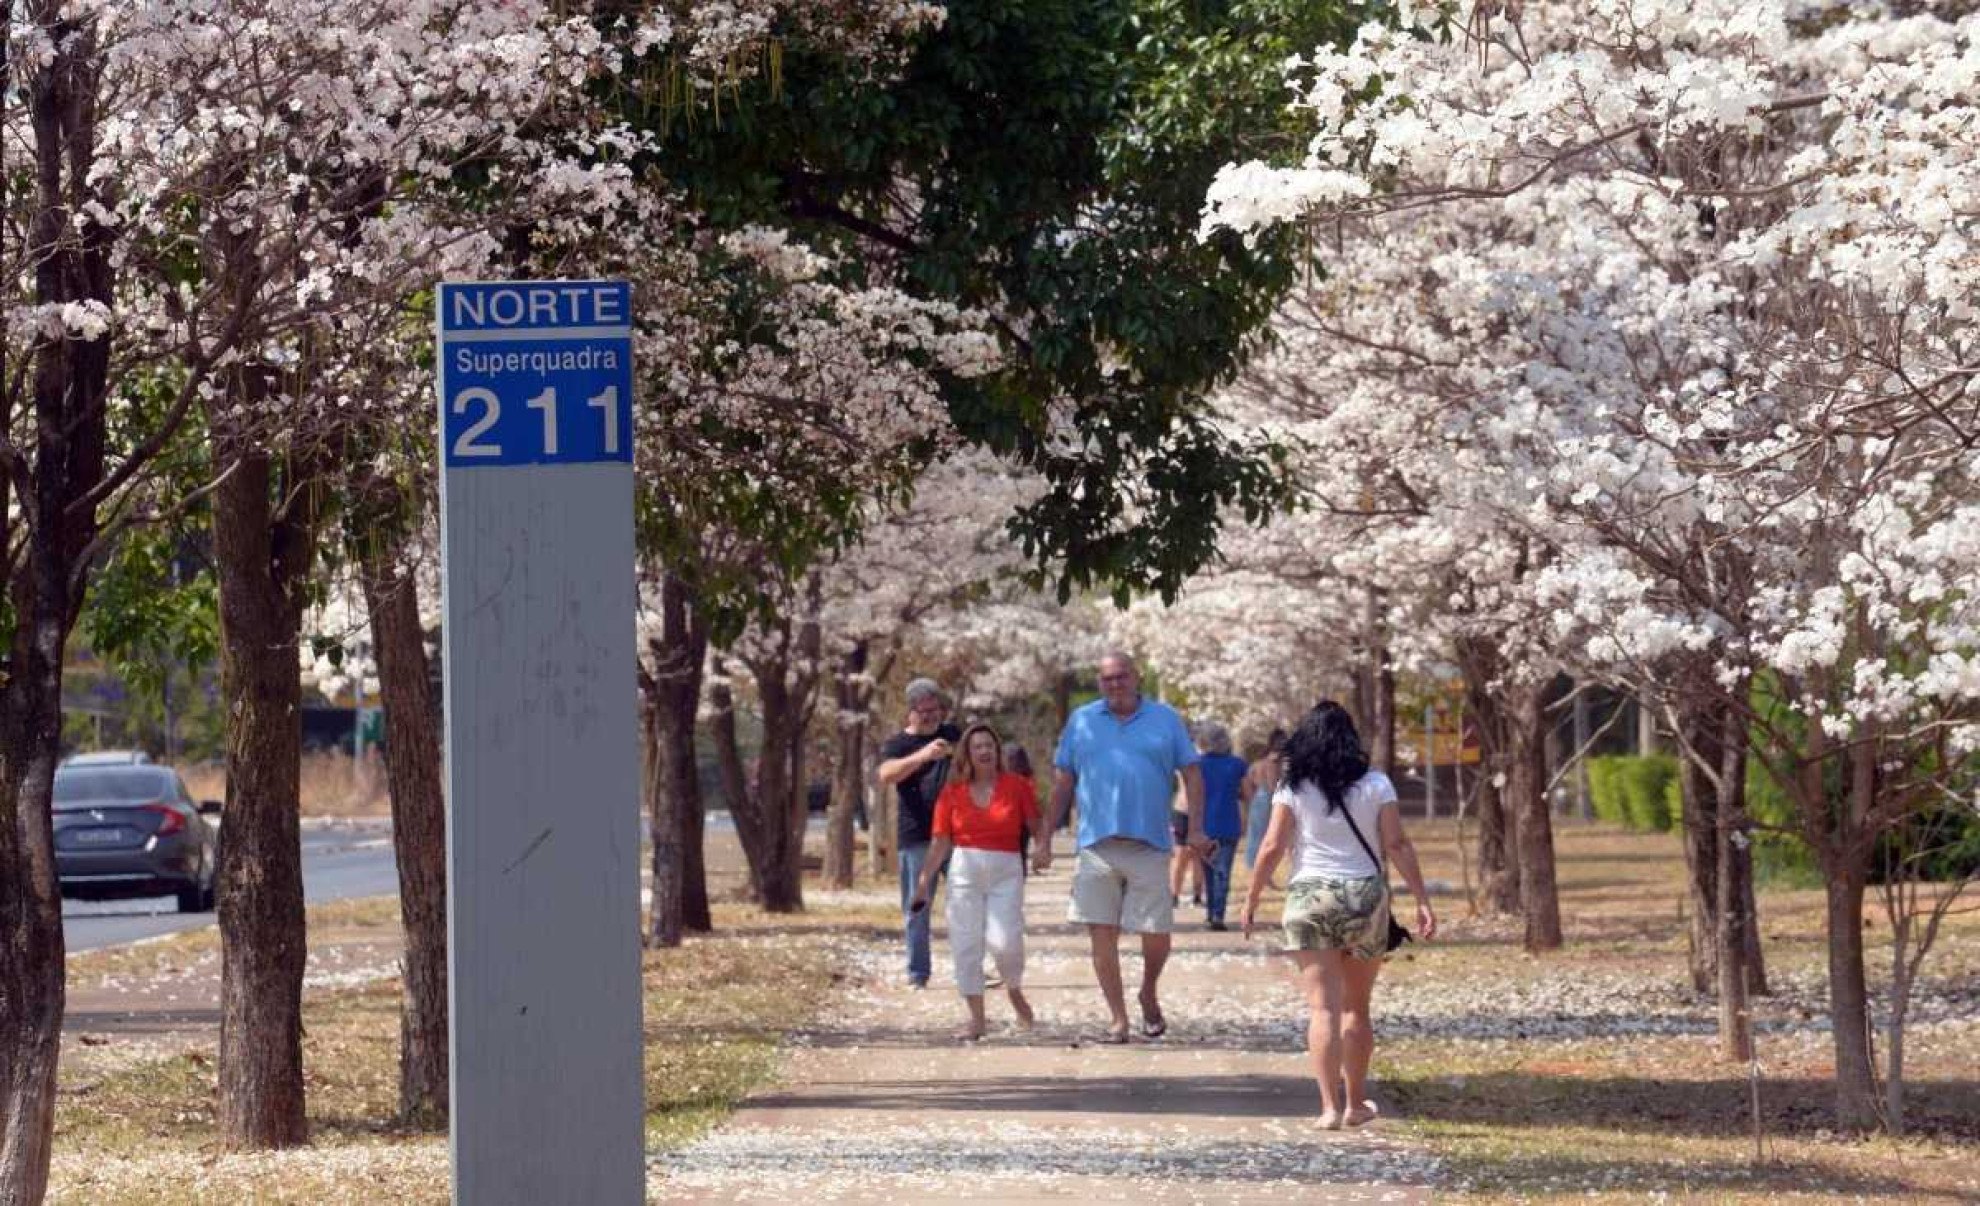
[{"left": 451, "top": 385, "right": 620, "bottom": 458}]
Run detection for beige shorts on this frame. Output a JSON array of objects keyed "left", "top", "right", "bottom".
[{"left": 1068, "top": 838, "right": 1174, "bottom": 934}]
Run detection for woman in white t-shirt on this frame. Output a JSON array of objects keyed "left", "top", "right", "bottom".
[{"left": 1242, "top": 700, "right": 1436, "bottom": 1130}]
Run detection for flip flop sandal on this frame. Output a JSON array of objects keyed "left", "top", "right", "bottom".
[
  {"left": 1085, "top": 1028, "right": 1131, "bottom": 1045},
  {"left": 1141, "top": 1018, "right": 1168, "bottom": 1039}
]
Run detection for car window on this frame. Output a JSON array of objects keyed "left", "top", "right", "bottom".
[{"left": 52, "top": 768, "right": 173, "bottom": 802}]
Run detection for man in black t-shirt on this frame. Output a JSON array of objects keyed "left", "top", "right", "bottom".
[{"left": 877, "top": 678, "right": 959, "bottom": 988}]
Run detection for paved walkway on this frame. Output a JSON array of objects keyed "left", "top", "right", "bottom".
[{"left": 650, "top": 866, "right": 1442, "bottom": 1202}]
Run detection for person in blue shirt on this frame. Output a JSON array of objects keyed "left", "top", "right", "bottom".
[
  {"left": 1035, "top": 652, "right": 1207, "bottom": 1042},
  {"left": 1192, "top": 721, "right": 1249, "bottom": 931}
]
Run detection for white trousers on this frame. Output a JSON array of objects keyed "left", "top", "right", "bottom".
[{"left": 946, "top": 847, "right": 1026, "bottom": 996}]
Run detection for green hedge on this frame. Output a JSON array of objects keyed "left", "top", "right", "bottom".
[
  {"left": 1588, "top": 756, "right": 1631, "bottom": 826},
  {"left": 1587, "top": 754, "right": 1677, "bottom": 832},
  {"left": 1620, "top": 755, "right": 1678, "bottom": 832}
]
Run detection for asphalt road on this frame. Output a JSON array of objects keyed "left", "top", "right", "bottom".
[{"left": 62, "top": 821, "right": 400, "bottom": 953}]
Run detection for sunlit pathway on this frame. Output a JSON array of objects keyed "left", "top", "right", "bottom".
[{"left": 648, "top": 868, "right": 1443, "bottom": 1203}]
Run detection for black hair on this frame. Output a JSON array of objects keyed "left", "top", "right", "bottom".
[
  {"left": 1282, "top": 701, "right": 1369, "bottom": 815},
  {"left": 1265, "top": 727, "right": 1289, "bottom": 757}
]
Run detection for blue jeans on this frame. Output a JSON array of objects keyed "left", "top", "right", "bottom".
[
  {"left": 1203, "top": 839, "right": 1239, "bottom": 925},
  {"left": 900, "top": 841, "right": 937, "bottom": 985}
]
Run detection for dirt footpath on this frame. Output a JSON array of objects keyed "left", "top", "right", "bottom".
[{"left": 649, "top": 865, "right": 1443, "bottom": 1203}]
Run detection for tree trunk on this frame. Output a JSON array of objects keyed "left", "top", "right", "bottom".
[
  {"left": 1372, "top": 655, "right": 1397, "bottom": 779},
  {"left": 641, "top": 571, "right": 707, "bottom": 947},
  {"left": 1886, "top": 908, "right": 1912, "bottom": 1136},
  {"left": 640, "top": 700, "right": 678, "bottom": 947},
  {"left": 707, "top": 662, "right": 761, "bottom": 902},
  {"left": 211, "top": 439, "right": 313, "bottom": 1149},
  {"left": 1823, "top": 739, "right": 1879, "bottom": 1131},
  {"left": 0, "top": 661, "right": 69, "bottom": 1206},
  {"left": 1357, "top": 589, "right": 1397, "bottom": 776},
  {"left": 681, "top": 776, "right": 711, "bottom": 933},
  {"left": 1737, "top": 817, "right": 1768, "bottom": 997},
  {"left": 2, "top": 13, "right": 114, "bottom": 1195},
  {"left": 1458, "top": 649, "right": 1520, "bottom": 916},
  {"left": 1825, "top": 857, "right": 1878, "bottom": 1129},
  {"left": 0, "top": 736, "right": 65, "bottom": 1206},
  {"left": 750, "top": 662, "right": 805, "bottom": 912},
  {"left": 731, "top": 590, "right": 824, "bottom": 914},
  {"left": 1475, "top": 767, "right": 1519, "bottom": 914},
  {"left": 783, "top": 591, "right": 823, "bottom": 887},
  {"left": 1714, "top": 697, "right": 1753, "bottom": 1061},
  {"left": 0, "top": 619, "right": 68, "bottom": 1206},
  {"left": 868, "top": 753, "right": 897, "bottom": 880},
  {"left": 1676, "top": 699, "right": 1722, "bottom": 993},
  {"left": 1637, "top": 696, "right": 1661, "bottom": 755},
  {"left": 823, "top": 642, "right": 870, "bottom": 889},
  {"left": 358, "top": 540, "right": 449, "bottom": 1126},
  {"left": 1506, "top": 684, "right": 1562, "bottom": 951}
]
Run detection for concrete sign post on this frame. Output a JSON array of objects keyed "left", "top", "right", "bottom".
[{"left": 436, "top": 280, "right": 643, "bottom": 1204}]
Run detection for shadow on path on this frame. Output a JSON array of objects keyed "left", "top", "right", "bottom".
[
  {"left": 1388, "top": 1069, "right": 1980, "bottom": 1142},
  {"left": 747, "top": 1071, "right": 1318, "bottom": 1119}
]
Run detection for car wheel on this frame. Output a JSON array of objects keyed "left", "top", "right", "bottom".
[{"left": 179, "top": 862, "right": 217, "bottom": 914}]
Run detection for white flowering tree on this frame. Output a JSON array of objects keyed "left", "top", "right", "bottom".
[
  {"left": 804, "top": 451, "right": 1042, "bottom": 887},
  {"left": 635, "top": 220, "right": 997, "bottom": 922},
  {"left": 7, "top": 0, "right": 633, "bottom": 1162},
  {"left": 1188, "top": 319, "right": 1581, "bottom": 943},
  {"left": 1203, "top": 0, "right": 1979, "bottom": 1128},
  {"left": 630, "top": 0, "right": 1387, "bottom": 922}
]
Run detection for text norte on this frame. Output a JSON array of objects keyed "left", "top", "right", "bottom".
[{"left": 446, "top": 283, "right": 627, "bottom": 330}]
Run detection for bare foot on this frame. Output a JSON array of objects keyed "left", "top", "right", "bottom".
[
  {"left": 1008, "top": 989, "right": 1035, "bottom": 1029},
  {"left": 1316, "top": 1109, "right": 1344, "bottom": 1131},
  {"left": 954, "top": 1022, "right": 985, "bottom": 1042},
  {"left": 1345, "top": 1101, "right": 1379, "bottom": 1127}
]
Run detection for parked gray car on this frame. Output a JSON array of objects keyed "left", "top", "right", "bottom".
[{"left": 53, "top": 762, "right": 220, "bottom": 913}]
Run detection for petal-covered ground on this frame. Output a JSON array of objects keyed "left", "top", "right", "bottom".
[
  {"left": 46, "top": 819, "right": 1980, "bottom": 1203},
  {"left": 648, "top": 877, "right": 1445, "bottom": 1203}
]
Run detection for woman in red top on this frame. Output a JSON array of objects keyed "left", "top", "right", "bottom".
[{"left": 912, "top": 723, "right": 1039, "bottom": 1040}]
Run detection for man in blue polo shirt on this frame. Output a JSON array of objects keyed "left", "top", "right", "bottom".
[{"left": 1035, "top": 651, "right": 1207, "bottom": 1042}]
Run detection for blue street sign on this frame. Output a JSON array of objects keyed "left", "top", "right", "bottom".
[{"left": 436, "top": 281, "right": 634, "bottom": 468}]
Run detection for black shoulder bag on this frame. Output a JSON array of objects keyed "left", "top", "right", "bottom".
[{"left": 1338, "top": 801, "right": 1412, "bottom": 954}]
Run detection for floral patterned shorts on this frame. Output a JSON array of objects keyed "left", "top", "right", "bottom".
[{"left": 1281, "top": 874, "right": 1390, "bottom": 960}]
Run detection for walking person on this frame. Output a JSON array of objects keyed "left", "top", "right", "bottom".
[
  {"left": 1243, "top": 728, "right": 1287, "bottom": 872},
  {"left": 1193, "top": 721, "right": 1247, "bottom": 931},
  {"left": 1243, "top": 700, "right": 1436, "bottom": 1129},
  {"left": 1034, "top": 652, "right": 1208, "bottom": 1043},
  {"left": 877, "top": 678, "right": 959, "bottom": 989},
  {"left": 1167, "top": 783, "right": 1205, "bottom": 908},
  {"left": 911, "top": 724, "right": 1038, "bottom": 1040},
  {"left": 1004, "top": 743, "right": 1041, "bottom": 872}
]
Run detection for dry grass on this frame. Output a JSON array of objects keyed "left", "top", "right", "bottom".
[
  {"left": 49, "top": 894, "right": 858, "bottom": 1204},
  {"left": 1332, "top": 817, "right": 1980, "bottom": 1204},
  {"left": 47, "top": 820, "right": 1979, "bottom": 1202},
  {"left": 175, "top": 752, "right": 391, "bottom": 818}
]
